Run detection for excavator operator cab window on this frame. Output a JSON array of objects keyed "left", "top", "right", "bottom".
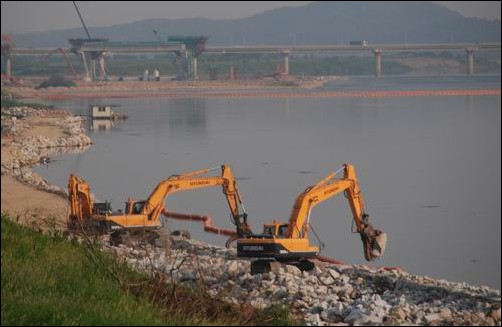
[
  {"left": 263, "top": 224, "right": 288, "bottom": 238},
  {"left": 131, "top": 201, "right": 145, "bottom": 214},
  {"left": 93, "top": 202, "right": 112, "bottom": 215},
  {"left": 278, "top": 224, "right": 289, "bottom": 237},
  {"left": 126, "top": 201, "right": 145, "bottom": 214},
  {"left": 263, "top": 225, "right": 275, "bottom": 236}
]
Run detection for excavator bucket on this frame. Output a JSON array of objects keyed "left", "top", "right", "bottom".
[
  {"left": 371, "top": 232, "right": 387, "bottom": 258},
  {"left": 360, "top": 223, "right": 387, "bottom": 261}
]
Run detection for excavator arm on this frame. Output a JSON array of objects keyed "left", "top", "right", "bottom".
[
  {"left": 140, "top": 164, "right": 252, "bottom": 236},
  {"left": 68, "top": 174, "right": 93, "bottom": 227},
  {"left": 286, "top": 164, "right": 387, "bottom": 261}
]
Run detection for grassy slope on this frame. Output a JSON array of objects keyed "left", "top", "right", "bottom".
[
  {"left": 1, "top": 216, "right": 171, "bottom": 325},
  {"left": 1, "top": 216, "right": 237, "bottom": 326},
  {"left": 1, "top": 215, "right": 294, "bottom": 326}
]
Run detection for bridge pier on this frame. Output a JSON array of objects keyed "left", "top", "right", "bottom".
[
  {"left": 5, "top": 56, "right": 12, "bottom": 78},
  {"left": 168, "top": 36, "right": 207, "bottom": 80},
  {"left": 90, "top": 57, "right": 96, "bottom": 81},
  {"left": 193, "top": 57, "right": 198, "bottom": 80},
  {"left": 83, "top": 51, "right": 107, "bottom": 81},
  {"left": 1, "top": 37, "right": 13, "bottom": 78},
  {"left": 80, "top": 52, "right": 91, "bottom": 82},
  {"left": 229, "top": 65, "right": 236, "bottom": 80},
  {"left": 465, "top": 48, "right": 474, "bottom": 75},
  {"left": 374, "top": 49, "right": 382, "bottom": 77},
  {"left": 282, "top": 50, "right": 290, "bottom": 75},
  {"left": 98, "top": 55, "right": 106, "bottom": 80}
]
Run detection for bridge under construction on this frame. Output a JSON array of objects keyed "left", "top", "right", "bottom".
[
  {"left": 2, "top": 36, "right": 500, "bottom": 81},
  {"left": 2, "top": 0, "right": 499, "bottom": 82}
]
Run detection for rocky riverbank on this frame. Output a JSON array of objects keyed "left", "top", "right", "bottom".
[
  {"left": 105, "top": 234, "right": 501, "bottom": 326},
  {"left": 1, "top": 106, "right": 92, "bottom": 197}
]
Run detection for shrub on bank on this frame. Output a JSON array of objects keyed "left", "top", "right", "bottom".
[{"left": 37, "top": 74, "right": 76, "bottom": 89}]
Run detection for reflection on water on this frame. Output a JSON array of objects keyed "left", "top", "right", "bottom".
[
  {"left": 168, "top": 98, "right": 207, "bottom": 138},
  {"left": 34, "top": 75, "right": 501, "bottom": 288},
  {"left": 90, "top": 119, "right": 114, "bottom": 132},
  {"left": 40, "top": 144, "right": 92, "bottom": 158}
]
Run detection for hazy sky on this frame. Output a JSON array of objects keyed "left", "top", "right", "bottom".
[{"left": 1, "top": 1, "right": 501, "bottom": 34}]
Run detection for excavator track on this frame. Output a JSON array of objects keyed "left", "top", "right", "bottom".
[
  {"left": 251, "top": 259, "right": 274, "bottom": 275},
  {"left": 110, "top": 229, "right": 162, "bottom": 247},
  {"left": 250, "top": 258, "right": 316, "bottom": 275},
  {"left": 295, "top": 259, "right": 316, "bottom": 272}
]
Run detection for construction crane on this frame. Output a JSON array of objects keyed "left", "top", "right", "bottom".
[{"left": 73, "top": 1, "right": 91, "bottom": 39}]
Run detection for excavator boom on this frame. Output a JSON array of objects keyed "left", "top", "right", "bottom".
[{"left": 68, "top": 174, "right": 93, "bottom": 228}]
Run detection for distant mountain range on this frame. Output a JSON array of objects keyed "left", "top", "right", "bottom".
[{"left": 11, "top": 1, "right": 501, "bottom": 48}]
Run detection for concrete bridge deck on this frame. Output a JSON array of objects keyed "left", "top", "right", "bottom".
[{"left": 5, "top": 42, "right": 501, "bottom": 80}]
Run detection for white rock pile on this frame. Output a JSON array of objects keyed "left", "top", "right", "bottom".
[{"left": 108, "top": 236, "right": 501, "bottom": 326}]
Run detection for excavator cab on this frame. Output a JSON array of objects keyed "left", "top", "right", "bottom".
[
  {"left": 124, "top": 198, "right": 146, "bottom": 215},
  {"left": 92, "top": 202, "right": 112, "bottom": 215},
  {"left": 262, "top": 222, "right": 289, "bottom": 238}
]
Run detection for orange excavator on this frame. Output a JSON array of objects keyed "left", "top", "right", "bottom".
[
  {"left": 235, "top": 163, "right": 387, "bottom": 273},
  {"left": 68, "top": 165, "right": 253, "bottom": 240}
]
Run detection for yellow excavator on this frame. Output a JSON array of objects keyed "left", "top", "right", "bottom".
[
  {"left": 235, "top": 163, "right": 387, "bottom": 273},
  {"left": 69, "top": 163, "right": 386, "bottom": 272},
  {"left": 68, "top": 165, "right": 253, "bottom": 241}
]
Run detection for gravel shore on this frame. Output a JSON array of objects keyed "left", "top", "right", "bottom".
[{"left": 108, "top": 234, "right": 501, "bottom": 326}]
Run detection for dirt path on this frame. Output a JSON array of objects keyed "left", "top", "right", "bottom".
[
  {"left": 23, "top": 116, "right": 70, "bottom": 139},
  {"left": 1, "top": 175, "right": 68, "bottom": 227}
]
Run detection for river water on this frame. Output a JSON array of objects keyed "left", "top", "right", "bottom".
[{"left": 34, "top": 75, "right": 501, "bottom": 288}]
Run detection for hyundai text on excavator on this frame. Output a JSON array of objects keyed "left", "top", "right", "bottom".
[
  {"left": 68, "top": 165, "right": 253, "bottom": 242},
  {"left": 234, "top": 163, "right": 387, "bottom": 273}
]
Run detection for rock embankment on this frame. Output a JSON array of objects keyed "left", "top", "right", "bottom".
[
  {"left": 107, "top": 235, "right": 501, "bottom": 326},
  {"left": 1, "top": 106, "right": 92, "bottom": 196}
]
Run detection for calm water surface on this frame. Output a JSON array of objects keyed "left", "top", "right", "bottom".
[{"left": 35, "top": 75, "right": 501, "bottom": 288}]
